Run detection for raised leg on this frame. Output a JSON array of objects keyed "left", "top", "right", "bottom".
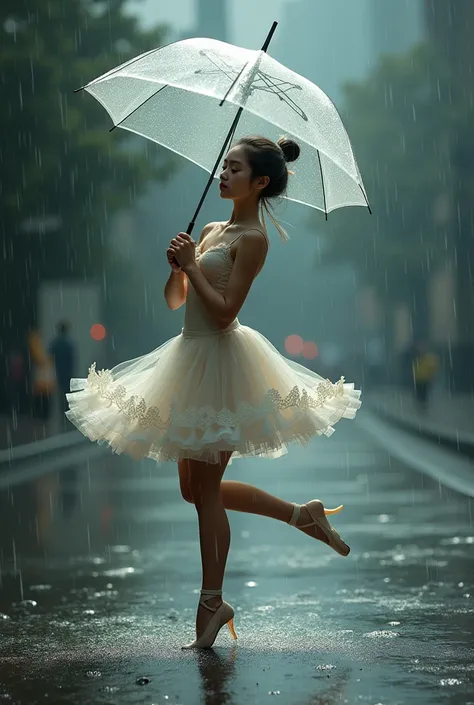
[
  {"left": 180, "top": 461, "right": 294, "bottom": 521},
  {"left": 179, "top": 461, "right": 331, "bottom": 545}
]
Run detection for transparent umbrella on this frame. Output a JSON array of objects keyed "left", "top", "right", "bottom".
[{"left": 75, "top": 21, "right": 370, "bottom": 233}]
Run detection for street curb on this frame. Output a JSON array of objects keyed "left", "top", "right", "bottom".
[
  {"left": 367, "top": 401, "right": 474, "bottom": 461},
  {"left": 358, "top": 410, "right": 474, "bottom": 498},
  {"left": 0, "top": 429, "right": 87, "bottom": 467},
  {"left": 0, "top": 442, "right": 106, "bottom": 489}
]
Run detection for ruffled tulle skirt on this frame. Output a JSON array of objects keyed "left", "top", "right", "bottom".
[{"left": 65, "top": 322, "right": 361, "bottom": 465}]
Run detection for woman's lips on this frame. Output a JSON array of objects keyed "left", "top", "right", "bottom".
[{"left": 219, "top": 182, "right": 228, "bottom": 189}]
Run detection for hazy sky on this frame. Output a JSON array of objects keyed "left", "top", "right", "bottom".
[{"left": 130, "top": 0, "right": 298, "bottom": 48}]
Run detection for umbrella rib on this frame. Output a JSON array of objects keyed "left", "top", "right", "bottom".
[
  {"left": 359, "top": 184, "right": 372, "bottom": 214},
  {"left": 318, "top": 91, "right": 372, "bottom": 214},
  {"left": 254, "top": 77, "right": 295, "bottom": 94},
  {"left": 257, "top": 75, "right": 302, "bottom": 104},
  {"left": 197, "top": 49, "right": 250, "bottom": 105},
  {"left": 317, "top": 150, "right": 328, "bottom": 220},
  {"left": 109, "top": 84, "right": 169, "bottom": 132},
  {"left": 74, "top": 46, "right": 162, "bottom": 93},
  {"left": 196, "top": 51, "right": 241, "bottom": 82},
  {"left": 252, "top": 71, "right": 307, "bottom": 120}
]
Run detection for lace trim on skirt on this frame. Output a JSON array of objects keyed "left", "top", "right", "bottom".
[{"left": 84, "top": 362, "right": 347, "bottom": 431}]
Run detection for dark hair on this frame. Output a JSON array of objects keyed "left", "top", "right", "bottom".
[
  {"left": 235, "top": 135, "right": 300, "bottom": 200},
  {"left": 235, "top": 135, "right": 300, "bottom": 241}
]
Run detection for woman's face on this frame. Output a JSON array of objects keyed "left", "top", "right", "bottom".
[{"left": 219, "top": 145, "right": 268, "bottom": 201}]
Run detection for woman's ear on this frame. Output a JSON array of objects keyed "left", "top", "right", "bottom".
[{"left": 255, "top": 175, "right": 270, "bottom": 191}]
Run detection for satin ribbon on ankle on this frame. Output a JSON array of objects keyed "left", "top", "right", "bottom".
[{"left": 288, "top": 503, "right": 301, "bottom": 526}]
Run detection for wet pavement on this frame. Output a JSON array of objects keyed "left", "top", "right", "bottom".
[{"left": 0, "top": 410, "right": 473, "bottom": 705}]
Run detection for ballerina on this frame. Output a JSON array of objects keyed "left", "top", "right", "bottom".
[{"left": 66, "top": 135, "right": 361, "bottom": 649}]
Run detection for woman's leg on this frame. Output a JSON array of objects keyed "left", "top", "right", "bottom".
[
  {"left": 179, "top": 459, "right": 292, "bottom": 521},
  {"left": 187, "top": 451, "right": 233, "bottom": 639},
  {"left": 179, "top": 460, "right": 329, "bottom": 544}
]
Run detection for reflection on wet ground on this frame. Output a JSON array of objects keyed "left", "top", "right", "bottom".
[{"left": 0, "top": 420, "right": 473, "bottom": 704}]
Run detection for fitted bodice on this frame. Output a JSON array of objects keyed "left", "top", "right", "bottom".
[{"left": 183, "top": 243, "right": 240, "bottom": 337}]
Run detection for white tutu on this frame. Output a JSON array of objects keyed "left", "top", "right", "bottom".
[
  {"left": 66, "top": 235, "right": 361, "bottom": 465},
  {"left": 66, "top": 321, "right": 361, "bottom": 465}
]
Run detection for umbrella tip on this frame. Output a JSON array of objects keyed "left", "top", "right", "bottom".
[{"left": 261, "top": 21, "right": 278, "bottom": 52}]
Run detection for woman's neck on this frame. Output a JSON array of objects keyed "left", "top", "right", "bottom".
[{"left": 228, "top": 197, "right": 261, "bottom": 227}]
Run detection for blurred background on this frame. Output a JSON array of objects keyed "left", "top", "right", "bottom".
[
  {"left": 1, "top": 0, "right": 473, "bottom": 443},
  {"left": 1, "top": 4, "right": 474, "bottom": 701}
]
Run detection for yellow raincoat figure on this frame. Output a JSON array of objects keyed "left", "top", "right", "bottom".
[
  {"left": 412, "top": 342, "right": 438, "bottom": 410},
  {"left": 28, "top": 329, "right": 56, "bottom": 420}
]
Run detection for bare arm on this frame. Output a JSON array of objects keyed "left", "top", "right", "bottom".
[
  {"left": 164, "top": 270, "right": 188, "bottom": 310},
  {"left": 163, "top": 222, "right": 220, "bottom": 310},
  {"left": 182, "top": 230, "right": 267, "bottom": 329}
]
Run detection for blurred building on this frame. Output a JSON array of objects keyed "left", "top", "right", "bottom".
[
  {"left": 275, "top": 0, "right": 424, "bottom": 103},
  {"left": 188, "top": 0, "right": 229, "bottom": 39},
  {"left": 273, "top": 0, "right": 372, "bottom": 102},
  {"left": 369, "top": 0, "right": 424, "bottom": 59}
]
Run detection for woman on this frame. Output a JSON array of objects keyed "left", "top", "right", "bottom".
[{"left": 66, "top": 135, "right": 361, "bottom": 649}]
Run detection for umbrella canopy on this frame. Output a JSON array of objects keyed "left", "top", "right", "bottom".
[{"left": 79, "top": 36, "right": 369, "bottom": 216}]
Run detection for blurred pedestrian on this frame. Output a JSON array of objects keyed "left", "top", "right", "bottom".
[
  {"left": 400, "top": 341, "right": 417, "bottom": 387},
  {"left": 28, "top": 329, "right": 56, "bottom": 420},
  {"left": 49, "top": 321, "right": 76, "bottom": 416},
  {"left": 412, "top": 340, "right": 439, "bottom": 411},
  {"left": 7, "top": 345, "right": 26, "bottom": 414}
]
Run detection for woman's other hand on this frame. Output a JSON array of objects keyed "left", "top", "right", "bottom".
[{"left": 168, "top": 233, "right": 196, "bottom": 273}]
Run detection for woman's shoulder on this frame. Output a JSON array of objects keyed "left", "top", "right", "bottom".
[
  {"left": 232, "top": 227, "right": 269, "bottom": 275},
  {"left": 237, "top": 225, "right": 269, "bottom": 249},
  {"left": 200, "top": 221, "right": 225, "bottom": 239},
  {"left": 239, "top": 224, "right": 267, "bottom": 238}
]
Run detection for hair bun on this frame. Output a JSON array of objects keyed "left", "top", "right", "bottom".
[{"left": 277, "top": 137, "right": 300, "bottom": 163}]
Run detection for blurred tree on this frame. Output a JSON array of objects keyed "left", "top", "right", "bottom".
[
  {"left": 424, "top": 0, "right": 474, "bottom": 391},
  {"left": 315, "top": 43, "right": 456, "bottom": 345},
  {"left": 0, "top": 0, "right": 173, "bottom": 343}
]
